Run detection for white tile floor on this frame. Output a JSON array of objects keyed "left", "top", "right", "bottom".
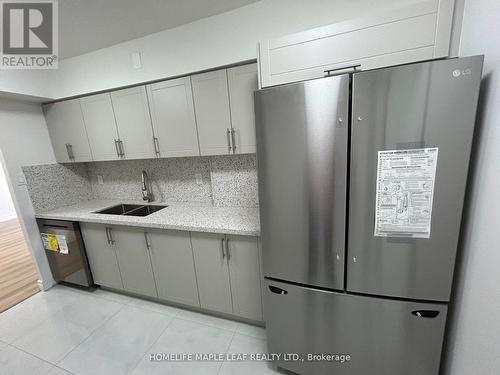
[{"left": 0, "top": 285, "right": 285, "bottom": 375}]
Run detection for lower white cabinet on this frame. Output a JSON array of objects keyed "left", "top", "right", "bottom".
[
  {"left": 81, "top": 223, "right": 157, "bottom": 297},
  {"left": 111, "top": 226, "right": 158, "bottom": 298},
  {"left": 80, "top": 223, "right": 123, "bottom": 290},
  {"left": 226, "top": 235, "right": 263, "bottom": 321},
  {"left": 148, "top": 230, "right": 200, "bottom": 306},
  {"left": 191, "top": 232, "right": 263, "bottom": 321},
  {"left": 191, "top": 232, "right": 233, "bottom": 314},
  {"left": 81, "top": 222, "right": 263, "bottom": 321}
]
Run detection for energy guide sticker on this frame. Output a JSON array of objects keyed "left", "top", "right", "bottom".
[{"left": 374, "top": 148, "right": 438, "bottom": 238}]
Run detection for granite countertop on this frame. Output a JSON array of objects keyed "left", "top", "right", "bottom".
[{"left": 35, "top": 200, "right": 260, "bottom": 236}]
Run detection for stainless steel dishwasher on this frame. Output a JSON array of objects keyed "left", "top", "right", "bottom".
[{"left": 37, "top": 219, "right": 93, "bottom": 287}]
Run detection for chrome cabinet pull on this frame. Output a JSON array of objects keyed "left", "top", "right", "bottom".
[
  {"left": 324, "top": 64, "right": 361, "bottom": 76},
  {"left": 226, "top": 128, "right": 232, "bottom": 154},
  {"left": 118, "top": 140, "right": 125, "bottom": 157},
  {"left": 108, "top": 228, "right": 115, "bottom": 245},
  {"left": 230, "top": 129, "right": 236, "bottom": 154},
  {"left": 65, "top": 143, "right": 75, "bottom": 160},
  {"left": 221, "top": 238, "right": 226, "bottom": 259},
  {"left": 105, "top": 227, "right": 111, "bottom": 244},
  {"left": 225, "top": 237, "right": 230, "bottom": 260},
  {"left": 114, "top": 139, "right": 120, "bottom": 157},
  {"left": 153, "top": 137, "right": 160, "bottom": 157},
  {"left": 144, "top": 232, "right": 152, "bottom": 250}
]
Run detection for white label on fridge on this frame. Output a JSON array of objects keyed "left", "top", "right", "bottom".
[
  {"left": 374, "top": 148, "right": 438, "bottom": 238},
  {"left": 56, "top": 235, "right": 69, "bottom": 254}
]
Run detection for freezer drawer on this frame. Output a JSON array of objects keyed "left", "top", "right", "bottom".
[
  {"left": 255, "top": 75, "right": 349, "bottom": 290},
  {"left": 264, "top": 279, "right": 447, "bottom": 375},
  {"left": 348, "top": 56, "right": 483, "bottom": 301}
]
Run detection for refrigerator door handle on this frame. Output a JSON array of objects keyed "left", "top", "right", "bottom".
[
  {"left": 268, "top": 285, "right": 288, "bottom": 295},
  {"left": 412, "top": 310, "right": 440, "bottom": 318}
]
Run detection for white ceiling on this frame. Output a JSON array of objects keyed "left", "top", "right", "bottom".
[{"left": 59, "top": 0, "right": 260, "bottom": 59}]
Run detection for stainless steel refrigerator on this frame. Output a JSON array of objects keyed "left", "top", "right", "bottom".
[{"left": 254, "top": 56, "right": 483, "bottom": 375}]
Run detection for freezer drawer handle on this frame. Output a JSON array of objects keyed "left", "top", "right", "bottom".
[
  {"left": 268, "top": 285, "right": 288, "bottom": 295},
  {"left": 412, "top": 310, "right": 440, "bottom": 318}
]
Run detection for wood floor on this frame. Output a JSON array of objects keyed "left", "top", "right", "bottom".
[{"left": 0, "top": 218, "right": 39, "bottom": 313}]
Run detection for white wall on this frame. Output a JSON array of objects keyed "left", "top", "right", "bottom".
[
  {"left": 0, "top": 162, "right": 16, "bottom": 221},
  {"left": 444, "top": 1, "right": 500, "bottom": 374},
  {"left": 0, "top": 100, "right": 56, "bottom": 289},
  {"left": 53, "top": 0, "right": 415, "bottom": 99}
]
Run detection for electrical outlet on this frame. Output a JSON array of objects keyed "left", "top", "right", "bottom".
[
  {"left": 16, "top": 172, "right": 26, "bottom": 186},
  {"left": 131, "top": 51, "right": 142, "bottom": 69},
  {"left": 97, "top": 175, "right": 104, "bottom": 185},
  {"left": 195, "top": 173, "right": 203, "bottom": 185}
]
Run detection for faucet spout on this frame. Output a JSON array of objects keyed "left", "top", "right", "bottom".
[{"left": 141, "top": 170, "right": 153, "bottom": 202}]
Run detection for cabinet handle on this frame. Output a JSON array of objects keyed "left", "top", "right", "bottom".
[
  {"left": 108, "top": 228, "right": 115, "bottom": 245},
  {"left": 230, "top": 128, "right": 236, "bottom": 154},
  {"left": 221, "top": 238, "right": 226, "bottom": 259},
  {"left": 153, "top": 137, "right": 160, "bottom": 157},
  {"left": 144, "top": 232, "right": 151, "bottom": 250},
  {"left": 226, "top": 128, "right": 232, "bottom": 154},
  {"left": 114, "top": 139, "right": 120, "bottom": 158},
  {"left": 324, "top": 64, "right": 361, "bottom": 76},
  {"left": 65, "top": 143, "right": 75, "bottom": 160},
  {"left": 225, "top": 237, "right": 231, "bottom": 260},
  {"left": 105, "top": 227, "right": 111, "bottom": 244},
  {"left": 118, "top": 140, "right": 125, "bottom": 157}
]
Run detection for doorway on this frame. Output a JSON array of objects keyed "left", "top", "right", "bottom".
[{"left": 0, "top": 160, "right": 39, "bottom": 312}]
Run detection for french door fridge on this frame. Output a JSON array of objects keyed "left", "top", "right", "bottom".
[{"left": 254, "top": 55, "right": 483, "bottom": 375}]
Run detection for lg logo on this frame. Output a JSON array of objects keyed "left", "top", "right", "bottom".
[
  {"left": 1, "top": 0, "right": 58, "bottom": 68},
  {"left": 452, "top": 68, "right": 472, "bottom": 78}
]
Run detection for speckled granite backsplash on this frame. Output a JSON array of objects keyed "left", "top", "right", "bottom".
[
  {"left": 22, "top": 163, "right": 92, "bottom": 212},
  {"left": 23, "top": 154, "right": 259, "bottom": 213}
]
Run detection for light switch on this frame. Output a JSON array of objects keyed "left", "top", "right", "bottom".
[
  {"left": 97, "top": 175, "right": 104, "bottom": 185},
  {"left": 195, "top": 173, "right": 203, "bottom": 185}
]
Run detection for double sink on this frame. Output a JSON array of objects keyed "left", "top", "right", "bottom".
[{"left": 94, "top": 203, "right": 167, "bottom": 217}]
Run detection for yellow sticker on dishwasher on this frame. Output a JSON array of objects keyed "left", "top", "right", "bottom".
[{"left": 48, "top": 234, "right": 59, "bottom": 252}]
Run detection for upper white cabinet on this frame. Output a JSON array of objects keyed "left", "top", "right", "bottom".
[
  {"left": 146, "top": 77, "right": 200, "bottom": 158},
  {"left": 110, "top": 86, "right": 156, "bottom": 160},
  {"left": 43, "top": 99, "right": 92, "bottom": 163},
  {"left": 227, "top": 64, "right": 258, "bottom": 154},
  {"left": 191, "top": 69, "right": 233, "bottom": 156},
  {"left": 80, "top": 93, "right": 121, "bottom": 161},
  {"left": 43, "top": 63, "right": 258, "bottom": 162},
  {"left": 258, "top": 0, "right": 456, "bottom": 87}
]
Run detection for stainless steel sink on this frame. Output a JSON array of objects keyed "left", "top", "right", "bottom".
[{"left": 94, "top": 204, "right": 167, "bottom": 217}]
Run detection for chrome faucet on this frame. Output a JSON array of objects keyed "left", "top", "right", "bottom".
[{"left": 141, "top": 170, "right": 153, "bottom": 202}]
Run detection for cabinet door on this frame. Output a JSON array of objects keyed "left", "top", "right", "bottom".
[
  {"left": 80, "top": 223, "right": 123, "bottom": 290},
  {"left": 191, "top": 232, "right": 232, "bottom": 314},
  {"left": 147, "top": 77, "right": 200, "bottom": 157},
  {"left": 148, "top": 230, "right": 200, "bottom": 306},
  {"left": 227, "top": 64, "right": 258, "bottom": 154},
  {"left": 112, "top": 227, "right": 157, "bottom": 298},
  {"left": 110, "top": 86, "right": 156, "bottom": 160},
  {"left": 227, "top": 235, "right": 263, "bottom": 321},
  {"left": 43, "top": 100, "right": 92, "bottom": 163},
  {"left": 80, "top": 93, "right": 121, "bottom": 161},
  {"left": 191, "top": 69, "right": 232, "bottom": 155}
]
